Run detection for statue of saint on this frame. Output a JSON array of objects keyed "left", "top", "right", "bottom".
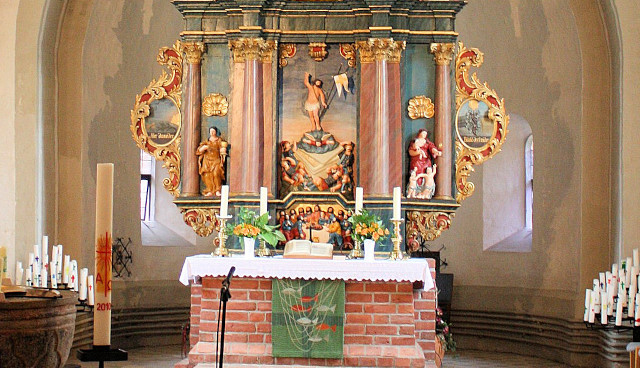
[
  {"left": 196, "top": 127, "right": 227, "bottom": 197},
  {"left": 303, "top": 72, "right": 327, "bottom": 131},
  {"left": 408, "top": 129, "right": 442, "bottom": 186}
]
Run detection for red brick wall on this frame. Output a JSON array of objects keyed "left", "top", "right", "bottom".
[{"left": 182, "top": 260, "right": 436, "bottom": 368}]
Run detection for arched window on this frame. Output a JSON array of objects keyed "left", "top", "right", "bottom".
[{"left": 482, "top": 114, "right": 532, "bottom": 252}]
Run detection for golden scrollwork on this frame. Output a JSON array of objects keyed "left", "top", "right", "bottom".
[
  {"left": 181, "top": 208, "right": 219, "bottom": 237},
  {"left": 454, "top": 41, "right": 509, "bottom": 203},
  {"left": 229, "top": 38, "right": 277, "bottom": 63},
  {"left": 182, "top": 42, "right": 205, "bottom": 64},
  {"left": 340, "top": 43, "right": 357, "bottom": 68},
  {"left": 430, "top": 43, "right": 455, "bottom": 66},
  {"left": 355, "top": 38, "right": 406, "bottom": 63},
  {"left": 406, "top": 211, "right": 455, "bottom": 251},
  {"left": 131, "top": 40, "right": 183, "bottom": 197},
  {"left": 202, "top": 93, "right": 228, "bottom": 117},
  {"left": 408, "top": 96, "right": 435, "bottom": 120},
  {"left": 308, "top": 42, "right": 328, "bottom": 62},
  {"left": 279, "top": 43, "right": 296, "bottom": 68}
]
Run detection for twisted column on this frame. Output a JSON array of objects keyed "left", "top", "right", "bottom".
[{"left": 430, "top": 43, "right": 455, "bottom": 200}]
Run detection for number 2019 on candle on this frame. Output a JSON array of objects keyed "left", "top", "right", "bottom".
[{"left": 96, "top": 302, "right": 111, "bottom": 311}]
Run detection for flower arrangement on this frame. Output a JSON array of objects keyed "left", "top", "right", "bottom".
[
  {"left": 225, "top": 207, "right": 285, "bottom": 247},
  {"left": 436, "top": 307, "right": 456, "bottom": 352},
  {"left": 348, "top": 209, "right": 390, "bottom": 243}
]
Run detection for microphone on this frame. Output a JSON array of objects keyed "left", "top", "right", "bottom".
[{"left": 222, "top": 266, "right": 235, "bottom": 289}]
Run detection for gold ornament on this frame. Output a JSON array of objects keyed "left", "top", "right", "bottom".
[
  {"left": 182, "top": 42, "right": 205, "bottom": 64},
  {"left": 454, "top": 41, "right": 509, "bottom": 203},
  {"left": 406, "top": 211, "right": 455, "bottom": 251},
  {"left": 279, "top": 44, "right": 297, "bottom": 68},
  {"left": 181, "top": 208, "right": 218, "bottom": 237},
  {"left": 308, "top": 42, "right": 328, "bottom": 62},
  {"left": 202, "top": 93, "right": 228, "bottom": 117},
  {"left": 430, "top": 43, "right": 455, "bottom": 66},
  {"left": 408, "top": 96, "right": 435, "bottom": 120},
  {"left": 131, "top": 40, "right": 183, "bottom": 197},
  {"left": 356, "top": 38, "right": 406, "bottom": 63},
  {"left": 340, "top": 43, "right": 357, "bottom": 68},
  {"left": 229, "top": 38, "right": 276, "bottom": 63}
]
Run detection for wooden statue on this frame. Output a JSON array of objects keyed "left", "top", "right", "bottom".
[
  {"left": 196, "top": 126, "right": 227, "bottom": 197},
  {"left": 407, "top": 129, "right": 441, "bottom": 199}
]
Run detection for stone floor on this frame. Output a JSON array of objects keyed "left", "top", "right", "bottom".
[{"left": 66, "top": 345, "right": 573, "bottom": 367}]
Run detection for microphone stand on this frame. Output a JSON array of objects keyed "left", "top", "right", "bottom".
[{"left": 218, "top": 268, "right": 233, "bottom": 368}]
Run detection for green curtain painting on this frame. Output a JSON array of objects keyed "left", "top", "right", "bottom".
[{"left": 272, "top": 279, "right": 345, "bottom": 358}]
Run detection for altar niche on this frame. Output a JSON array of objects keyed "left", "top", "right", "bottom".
[{"left": 278, "top": 44, "right": 357, "bottom": 200}]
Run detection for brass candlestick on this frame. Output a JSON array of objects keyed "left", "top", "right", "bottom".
[
  {"left": 347, "top": 239, "right": 364, "bottom": 259},
  {"left": 256, "top": 239, "right": 272, "bottom": 257},
  {"left": 389, "top": 218, "right": 405, "bottom": 261},
  {"left": 213, "top": 214, "right": 232, "bottom": 257}
]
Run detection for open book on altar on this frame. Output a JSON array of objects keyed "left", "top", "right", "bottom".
[{"left": 283, "top": 240, "right": 333, "bottom": 259}]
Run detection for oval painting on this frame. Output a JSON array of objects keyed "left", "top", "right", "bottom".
[
  {"left": 455, "top": 99, "right": 494, "bottom": 150},
  {"left": 144, "top": 98, "right": 181, "bottom": 146}
]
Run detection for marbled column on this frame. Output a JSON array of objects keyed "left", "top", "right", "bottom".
[
  {"left": 357, "top": 38, "right": 406, "bottom": 195},
  {"left": 430, "top": 43, "right": 455, "bottom": 200},
  {"left": 181, "top": 42, "right": 205, "bottom": 197},
  {"left": 228, "top": 38, "right": 275, "bottom": 194}
]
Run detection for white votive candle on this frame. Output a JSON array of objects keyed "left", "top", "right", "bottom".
[
  {"left": 635, "top": 294, "right": 640, "bottom": 326},
  {"left": 63, "top": 255, "right": 70, "bottom": 284},
  {"left": 25, "top": 267, "right": 32, "bottom": 287},
  {"left": 15, "top": 262, "right": 23, "bottom": 285},
  {"left": 392, "top": 187, "right": 401, "bottom": 219},
  {"left": 220, "top": 185, "right": 229, "bottom": 217},
  {"left": 56, "top": 245, "right": 63, "bottom": 281},
  {"left": 70, "top": 260, "right": 78, "bottom": 291},
  {"left": 584, "top": 289, "right": 591, "bottom": 322},
  {"left": 259, "top": 187, "right": 268, "bottom": 215},
  {"left": 600, "top": 290, "right": 608, "bottom": 325},
  {"left": 616, "top": 297, "right": 623, "bottom": 326},
  {"left": 42, "top": 235, "right": 48, "bottom": 269},
  {"left": 79, "top": 268, "right": 88, "bottom": 301},
  {"left": 50, "top": 261, "right": 57, "bottom": 289},
  {"left": 87, "top": 275, "right": 95, "bottom": 306},
  {"left": 355, "top": 187, "right": 363, "bottom": 214}
]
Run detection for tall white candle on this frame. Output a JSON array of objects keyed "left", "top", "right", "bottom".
[
  {"left": 33, "top": 244, "right": 41, "bottom": 287},
  {"left": 63, "top": 255, "right": 70, "bottom": 284},
  {"left": 392, "top": 187, "right": 401, "bottom": 219},
  {"left": 635, "top": 293, "right": 640, "bottom": 326},
  {"left": 588, "top": 290, "right": 596, "bottom": 323},
  {"left": 70, "top": 260, "right": 78, "bottom": 291},
  {"left": 584, "top": 289, "right": 591, "bottom": 322},
  {"left": 599, "top": 272, "right": 606, "bottom": 289},
  {"left": 87, "top": 275, "right": 95, "bottom": 306},
  {"left": 56, "top": 245, "right": 63, "bottom": 281},
  {"left": 259, "top": 187, "right": 268, "bottom": 215},
  {"left": 616, "top": 297, "right": 623, "bottom": 326},
  {"left": 601, "top": 290, "right": 608, "bottom": 324},
  {"left": 15, "top": 261, "right": 23, "bottom": 285},
  {"left": 220, "top": 185, "right": 229, "bottom": 217},
  {"left": 355, "top": 187, "right": 363, "bottom": 214},
  {"left": 25, "top": 267, "right": 32, "bottom": 287},
  {"left": 628, "top": 257, "right": 633, "bottom": 285},
  {"left": 94, "top": 163, "right": 114, "bottom": 346},
  {"left": 50, "top": 261, "right": 57, "bottom": 289},
  {"left": 41, "top": 254, "right": 48, "bottom": 287},
  {"left": 593, "top": 279, "right": 601, "bottom": 314},
  {"left": 42, "top": 235, "right": 49, "bottom": 270},
  {"left": 79, "top": 268, "right": 88, "bottom": 301},
  {"left": 51, "top": 245, "right": 58, "bottom": 273}
]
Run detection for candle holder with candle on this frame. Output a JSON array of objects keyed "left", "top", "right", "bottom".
[
  {"left": 214, "top": 214, "right": 233, "bottom": 257},
  {"left": 389, "top": 218, "right": 406, "bottom": 261}
]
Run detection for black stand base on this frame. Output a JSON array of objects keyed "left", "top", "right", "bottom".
[{"left": 77, "top": 346, "right": 128, "bottom": 368}]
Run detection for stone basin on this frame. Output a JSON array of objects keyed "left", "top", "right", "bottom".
[{"left": 0, "top": 291, "right": 76, "bottom": 368}]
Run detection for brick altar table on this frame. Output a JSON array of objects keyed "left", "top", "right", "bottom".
[{"left": 176, "top": 256, "right": 437, "bottom": 368}]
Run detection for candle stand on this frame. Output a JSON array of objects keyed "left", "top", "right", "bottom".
[
  {"left": 213, "top": 214, "right": 232, "bottom": 257},
  {"left": 347, "top": 240, "right": 363, "bottom": 259},
  {"left": 77, "top": 345, "right": 128, "bottom": 368},
  {"left": 389, "top": 218, "right": 407, "bottom": 261},
  {"left": 256, "top": 239, "right": 273, "bottom": 257},
  {"left": 585, "top": 306, "right": 640, "bottom": 342}
]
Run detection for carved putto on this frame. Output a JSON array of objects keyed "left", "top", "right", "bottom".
[{"left": 407, "top": 129, "right": 442, "bottom": 199}]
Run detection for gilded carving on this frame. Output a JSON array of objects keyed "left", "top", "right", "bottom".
[
  {"left": 355, "top": 38, "right": 406, "bottom": 63},
  {"left": 131, "top": 40, "right": 183, "bottom": 197},
  {"left": 229, "top": 38, "right": 276, "bottom": 63},
  {"left": 181, "top": 208, "right": 219, "bottom": 237},
  {"left": 339, "top": 43, "right": 357, "bottom": 68},
  {"left": 279, "top": 44, "right": 297, "bottom": 68},
  {"left": 202, "top": 93, "right": 228, "bottom": 117},
  {"left": 308, "top": 42, "right": 328, "bottom": 62},
  {"left": 408, "top": 96, "right": 435, "bottom": 120},
  {"left": 430, "top": 43, "right": 455, "bottom": 66},
  {"left": 182, "top": 42, "right": 205, "bottom": 64},
  {"left": 454, "top": 42, "right": 509, "bottom": 203},
  {"left": 406, "top": 211, "right": 455, "bottom": 251}
]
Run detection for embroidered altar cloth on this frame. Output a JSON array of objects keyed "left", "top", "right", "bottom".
[{"left": 179, "top": 255, "right": 434, "bottom": 290}]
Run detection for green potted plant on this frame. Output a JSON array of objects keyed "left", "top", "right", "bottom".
[
  {"left": 225, "top": 208, "right": 285, "bottom": 257},
  {"left": 348, "top": 209, "right": 390, "bottom": 260}
]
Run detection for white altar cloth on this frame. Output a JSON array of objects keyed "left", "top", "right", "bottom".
[{"left": 179, "top": 254, "right": 434, "bottom": 290}]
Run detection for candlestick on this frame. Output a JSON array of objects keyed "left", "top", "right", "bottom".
[
  {"left": 94, "top": 163, "right": 114, "bottom": 346},
  {"left": 392, "top": 187, "right": 401, "bottom": 220},
  {"left": 259, "top": 187, "right": 268, "bottom": 216},
  {"left": 220, "top": 185, "right": 229, "bottom": 217},
  {"left": 355, "top": 187, "right": 363, "bottom": 214},
  {"left": 347, "top": 239, "right": 364, "bottom": 260},
  {"left": 213, "top": 214, "right": 232, "bottom": 257},
  {"left": 389, "top": 218, "right": 405, "bottom": 261},
  {"left": 79, "top": 268, "right": 88, "bottom": 301}
]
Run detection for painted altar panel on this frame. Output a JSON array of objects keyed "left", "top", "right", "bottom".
[{"left": 278, "top": 44, "right": 357, "bottom": 200}]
